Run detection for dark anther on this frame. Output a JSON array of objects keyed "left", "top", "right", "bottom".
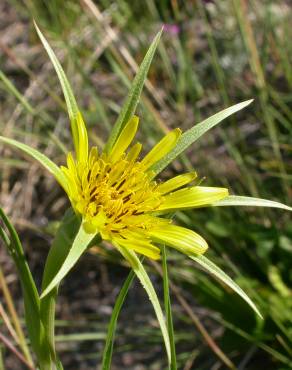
[
  {"left": 132, "top": 210, "right": 143, "bottom": 215},
  {"left": 123, "top": 194, "right": 131, "bottom": 203},
  {"left": 116, "top": 179, "right": 126, "bottom": 190}
]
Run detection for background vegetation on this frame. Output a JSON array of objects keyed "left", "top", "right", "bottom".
[{"left": 0, "top": 0, "right": 291, "bottom": 369}]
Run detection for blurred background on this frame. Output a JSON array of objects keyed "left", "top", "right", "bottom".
[{"left": 0, "top": 0, "right": 291, "bottom": 369}]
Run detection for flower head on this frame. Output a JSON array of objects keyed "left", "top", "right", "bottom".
[{"left": 59, "top": 114, "right": 228, "bottom": 259}]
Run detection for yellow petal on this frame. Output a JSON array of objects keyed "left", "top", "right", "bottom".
[
  {"left": 156, "top": 172, "right": 197, "bottom": 195},
  {"left": 141, "top": 128, "right": 182, "bottom": 170},
  {"left": 75, "top": 111, "right": 88, "bottom": 163},
  {"left": 110, "top": 116, "right": 139, "bottom": 163},
  {"left": 158, "top": 186, "right": 229, "bottom": 211},
  {"left": 149, "top": 224, "right": 208, "bottom": 256},
  {"left": 60, "top": 166, "right": 78, "bottom": 196},
  {"left": 124, "top": 214, "right": 170, "bottom": 228},
  {"left": 114, "top": 238, "right": 161, "bottom": 260},
  {"left": 66, "top": 152, "right": 76, "bottom": 173},
  {"left": 88, "top": 146, "right": 98, "bottom": 167},
  {"left": 126, "top": 142, "right": 142, "bottom": 162}
]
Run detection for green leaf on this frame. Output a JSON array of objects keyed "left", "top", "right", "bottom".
[
  {"left": 190, "top": 255, "right": 263, "bottom": 319},
  {"left": 41, "top": 214, "right": 97, "bottom": 298},
  {"left": 116, "top": 245, "right": 171, "bottom": 363},
  {"left": 0, "top": 207, "right": 50, "bottom": 365},
  {"left": 162, "top": 246, "right": 177, "bottom": 370},
  {"left": 34, "top": 21, "right": 80, "bottom": 153},
  {"left": 0, "top": 136, "right": 67, "bottom": 191},
  {"left": 151, "top": 100, "right": 253, "bottom": 175},
  {"left": 41, "top": 210, "right": 81, "bottom": 289},
  {"left": 104, "top": 29, "right": 163, "bottom": 154},
  {"left": 212, "top": 195, "right": 292, "bottom": 211},
  {"left": 40, "top": 209, "right": 81, "bottom": 363},
  {"left": 102, "top": 269, "right": 136, "bottom": 370}
]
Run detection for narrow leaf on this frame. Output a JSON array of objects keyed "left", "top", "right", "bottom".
[
  {"left": 212, "top": 195, "right": 292, "bottom": 211},
  {"left": 190, "top": 255, "right": 263, "bottom": 319},
  {"left": 151, "top": 100, "right": 253, "bottom": 175},
  {"left": 40, "top": 209, "right": 81, "bottom": 362},
  {"left": 0, "top": 136, "right": 67, "bottom": 191},
  {"left": 34, "top": 21, "right": 78, "bottom": 119},
  {"left": 104, "top": 29, "right": 163, "bottom": 153},
  {"left": 34, "top": 21, "right": 80, "bottom": 153},
  {"left": 116, "top": 245, "right": 171, "bottom": 363},
  {"left": 102, "top": 270, "right": 136, "bottom": 370},
  {"left": 41, "top": 220, "right": 97, "bottom": 298},
  {"left": 41, "top": 210, "right": 82, "bottom": 288},
  {"left": 0, "top": 208, "right": 49, "bottom": 363}
]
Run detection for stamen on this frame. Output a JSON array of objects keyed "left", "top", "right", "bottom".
[{"left": 62, "top": 147, "right": 165, "bottom": 237}]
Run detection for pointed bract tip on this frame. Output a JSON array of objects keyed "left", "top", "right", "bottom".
[
  {"left": 155, "top": 27, "right": 164, "bottom": 40},
  {"left": 33, "top": 19, "right": 39, "bottom": 31},
  {"left": 33, "top": 20, "right": 43, "bottom": 39}
]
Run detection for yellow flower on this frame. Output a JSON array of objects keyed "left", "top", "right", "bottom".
[
  {"left": 58, "top": 114, "right": 228, "bottom": 260},
  {"left": 0, "top": 22, "right": 227, "bottom": 263},
  {"left": 1, "top": 26, "right": 273, "bottom": 357}
]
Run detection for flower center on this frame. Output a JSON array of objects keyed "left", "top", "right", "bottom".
[{"left": 62, "top": 148, "right": 163, "bottom": 235}]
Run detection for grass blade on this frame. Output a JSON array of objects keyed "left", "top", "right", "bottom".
[
  {"left": 212, "top": 195, "right": 292, "bottom": 211},
  {"left": 162, "top": 246, "right": 177, "bottom": 370},
  {"left": 116, "top": 245, "right": 171, "bottom": 364},
  {"left": 0, "top": 70, "right": 34, "bottom": 114},
  {"left": 0, "top": 269, "right": 33, "bottom": 367},
  {"left": 151, "top": 100, "right": 253, "bottom": 175},
  {"left": 190, "top": 255, "right": 262, "bottom": 319},
  {"left": 104, "top": 29, "right": 163, "bottom": 153},
  {"left": 101, "top": 269, "right": 136, "bottom": 370}
]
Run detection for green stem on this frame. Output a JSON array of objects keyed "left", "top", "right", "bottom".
[{"left": 40, "top": 290, "right": 58, "bottom": 365}]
